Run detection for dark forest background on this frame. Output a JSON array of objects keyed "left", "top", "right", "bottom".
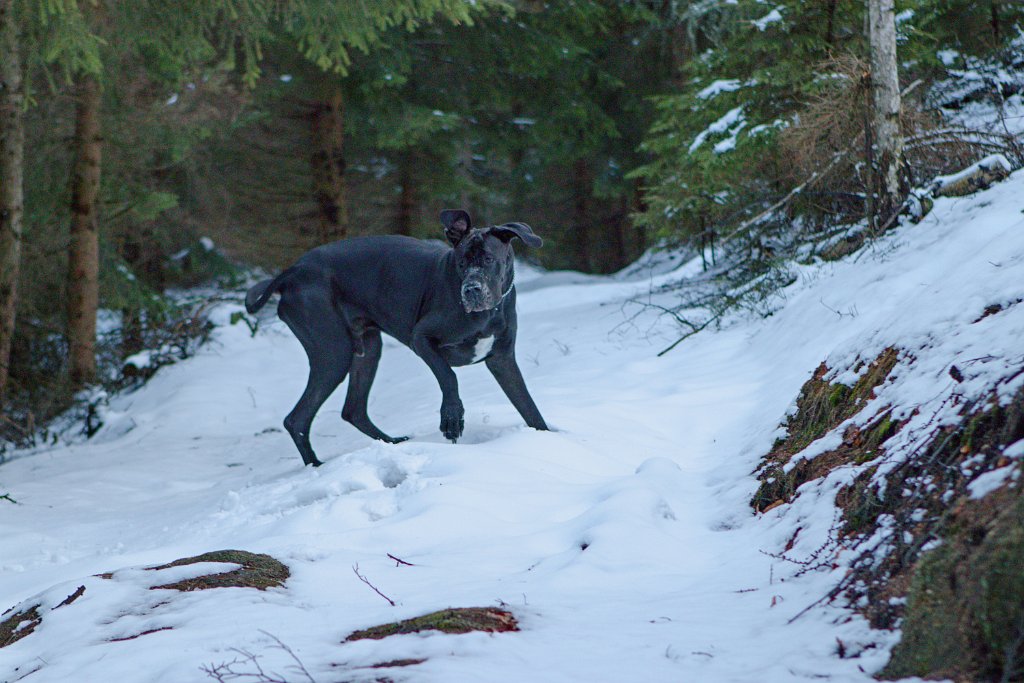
[{"left": 2, "top": 0, "right": 1023, "bottom": 441}]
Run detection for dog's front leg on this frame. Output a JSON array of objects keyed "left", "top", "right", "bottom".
[
  {"left": 486, "top": 352, "right": 548, "bottom": 431},
  {"left": 411, "top": 327, "right": 464, "bottom": 442}
]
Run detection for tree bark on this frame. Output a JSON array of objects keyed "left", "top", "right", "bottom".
[
  {"left": 867, "top": 0, "right": 907, "bottom": 227},
  {"left": 825, "top": 0, "right": 839, "bottom": 46},
  {"left": 571, "top": 157, "right": 592, "bottom": 272},
  {"left": 395, "top": 150, "right": 416, "bottom": 236},
  {"left": 67, "top": 73, "right": 103, "bottom": 387},
  {"left": 990, "top": 0, "right": 1001, "bottom": 43},
  {"left": 310, "top": 87, "right": 347, "bottom": 244},
  {"left": 0, "top": 0, "right": 24, "bottom": 401}
]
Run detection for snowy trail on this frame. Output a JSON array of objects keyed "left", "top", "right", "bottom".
[
  {"left": 0, "top": 275, "right": 865, "bottom": 682},
  {"left": 5, "top": 173, "right": 1024, "bottom": 681}
]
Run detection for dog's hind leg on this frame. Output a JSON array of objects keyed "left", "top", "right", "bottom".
[
  {"left": 279, "top": 289, "right": 353, "bottom": 467},
  {"left": 341, "top": 327, "right": 408, "bottom": 444}
]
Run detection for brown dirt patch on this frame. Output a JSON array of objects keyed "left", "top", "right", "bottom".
[{"left": 0, "top": 605, "right": 41, "bottom": 648}]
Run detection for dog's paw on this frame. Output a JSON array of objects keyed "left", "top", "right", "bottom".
[{"left": 440, "top": 399, "right": 465, "bottom": 442}]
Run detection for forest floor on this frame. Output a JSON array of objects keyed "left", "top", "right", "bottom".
[{"left": 2, "top": 170, "right": 1024, "bottom": 682}]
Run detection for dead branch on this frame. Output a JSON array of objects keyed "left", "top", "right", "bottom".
[
  {"left": 387, "top": 553, "right": 415, "bottom": 567},
  {"left": 353, "top": 563, "right": 396, "bottom": 606},
  {"left": 201, "top": 632, "right": 315, "bottom": 683}
]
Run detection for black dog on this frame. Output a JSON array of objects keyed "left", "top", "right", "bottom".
[{"left": 245, "top": 210, "right": 549, "bottom": 466}]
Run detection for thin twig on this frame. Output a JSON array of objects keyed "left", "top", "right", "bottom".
[
  {"left": 352, "top": 563, "right": 396, "bottom": 606},
  {"left": 259, "top": 631, "right": 316, "bottom": 683},
  {"left": 657, "top": 312, "right": 724, "bottom": 357},
  {"left": 387, "top": 553, "right": 415, "bottom": 567}
]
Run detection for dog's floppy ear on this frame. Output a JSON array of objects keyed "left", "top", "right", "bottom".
[
  {"left": 490, "top": 222, "right": 542, "bottom": 248},
  {"left": 440, "top": 209, "right": 472, "bottom": 246}
]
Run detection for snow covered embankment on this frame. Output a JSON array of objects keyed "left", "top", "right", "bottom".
[{"left": 2, "top": 170, "right": 1024, "bottom": 682}]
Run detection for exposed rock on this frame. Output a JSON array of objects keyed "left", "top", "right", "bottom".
[{"left": 345, "top": 607, "right": 519, "bottom": 642}]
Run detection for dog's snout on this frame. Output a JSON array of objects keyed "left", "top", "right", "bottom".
[{"left": 461, "top": 276, "right": 492, "bottom": 312}]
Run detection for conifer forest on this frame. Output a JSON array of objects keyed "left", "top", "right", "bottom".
[{"left": 1, "top": 0, "right": 1021, "bottom": 425}]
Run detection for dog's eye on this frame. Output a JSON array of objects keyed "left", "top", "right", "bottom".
[{"left": 483, "top": 254, "right": 494, "bottom": 264}]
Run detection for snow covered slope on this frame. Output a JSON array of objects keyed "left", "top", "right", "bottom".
[{"left": 2, "top": 170, "right": 1024, "bottom": 682}]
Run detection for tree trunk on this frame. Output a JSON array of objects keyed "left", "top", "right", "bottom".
[
  {"left": 67, "top": 73, "right": 103, "bottom": 387},
  {"left": 310, "top": 87, "right": 347, "bottom": 244},
  {"left": 396, "top": 151, "right": 416, "bottom": 236},
  {"left": 990, "top": 0, "right": 1001, "bottom": 43},
  {"left": 0, "top": 0, "right": 24, "bottom": 402},
  {"left": 867, "top": 0, "right": 907, "bottom": 227},
  {"left": 571, "top": 157, "right": 592, "bottom": 272},
  {"left": 508, "top": 144, "right": 527, "bottom": 219},
  {"left": 825, "top": 0, "right": 839, "bottom": 46}
]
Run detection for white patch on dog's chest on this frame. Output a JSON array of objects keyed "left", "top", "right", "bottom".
[{"left": 471, "top": 335, "right": 495, "bottom": 362}]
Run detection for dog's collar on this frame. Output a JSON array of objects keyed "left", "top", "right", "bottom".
[{"left": 495, "top": 277, "right": 514, "bottom": 309}]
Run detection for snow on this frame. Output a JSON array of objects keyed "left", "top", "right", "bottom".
[
  {"left": 931, "top": 153, "right": 1011, "bottom": 192},
  {"left": 930, "top": 35, "right": 1024, "bottom": 137},
  {"left": 696, "top": 79, "right": 742, "bottom": 100},
  {"left": 967, "top": 466, "right": 1020, "bottom": 499},
  {"left": 123, "top": 349, "right": 154, "bottom": 370},
  {"left": 689, "top": 106, "right": 745, "bottom": 154},
  {"left": 937, "top": 49, "right": 959, "bottom": 67},
  {"left": 3, "top": 169, "right": 1024, "bottom": 681},
  {"left": 752, "top": 8, "right": 783, "bottom": 31}
]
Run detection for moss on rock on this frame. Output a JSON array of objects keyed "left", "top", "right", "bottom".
[
  {"left": 344, "top": 607, "right": 519, "bottom": 642},
  {"left": 881, "top": 491, "right": 1024, "bottom": 682},
  {"left": 148, "top": 549, "right": 289, "bottom": 591}
]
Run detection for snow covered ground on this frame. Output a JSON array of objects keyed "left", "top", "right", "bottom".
[{"left": 3, "top": 170, "right": 1024, "bottom": 682}]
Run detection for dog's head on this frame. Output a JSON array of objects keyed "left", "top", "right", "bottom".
[{"left": 440, "top": 209, "right": 542, "bottom": 313}]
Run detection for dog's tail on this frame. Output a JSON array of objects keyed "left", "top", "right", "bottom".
[{"left": 245, "top": 267, "right": 296, "bottom": 314}]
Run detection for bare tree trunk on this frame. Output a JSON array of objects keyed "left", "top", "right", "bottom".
[
  {"left": 396, "top": 151, "right": 416, "bottom": 236},
  {"left": 867, "top": 0, "right": 907, "bottom": 227},
  {"left": 67, "top": 74, "right": 103, "bottom": 387},
  {"left": 310, "top": 87, "right": 347, "bottom": 244},
  {"left": 0, "top": 0, "right": 24, "bottom": 401},
  {"left": 862, "top": 72, "right": 876, "bottom": 227}
]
